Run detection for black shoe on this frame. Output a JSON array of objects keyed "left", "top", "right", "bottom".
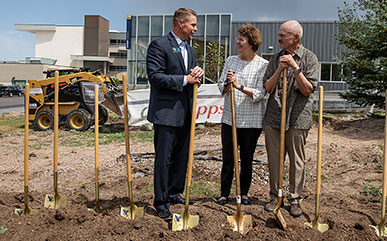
[
  {"left": 157, "top": 208, "right": 172, "bottom": 219},
  {"left": 169, "top": 194, "right": 194, "bottom": 205},
  {"left": 216, "top": 197, "right": 228, "bottom": 205},
  {"left": 242, "top": 197, "right": 251, "bottom": 205}
]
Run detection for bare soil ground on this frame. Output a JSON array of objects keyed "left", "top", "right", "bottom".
[{"left": 0, "top": 113, "right": 385, "bottom": 240}]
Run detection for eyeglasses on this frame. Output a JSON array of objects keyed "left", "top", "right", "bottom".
[
  {"left": 278, "top": 32, "right": 294, "bottom": 38},
  {"left": 236, "top": 37, "right": 247, "bottom": 42}
]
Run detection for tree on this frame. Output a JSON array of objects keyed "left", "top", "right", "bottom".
[
  {"left": 199, "top": 41, "right": 226, "bottom": 83},
  {"left": 336, "top": 0, "right": 387, "bottom": 108}
]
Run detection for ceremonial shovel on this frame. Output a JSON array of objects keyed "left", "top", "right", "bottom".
[
  {"left": 304, "top": 86, "right": 328, "bottom": 232},
  {"left": 120, "top": 74, "right": 144, "bottom": 220},
  {"left": 370, "top": 91, "right": 387, "bottom": 237},
  {"left": 274, "top": 68, "right": 287, "bottom": 230},
  {"left": 226, "top": 84, "right": 252, "bottom": 235},
  {"left": 15, "top": 83, "right": 38, "bottom": 216},
  {"left": 172, "top": 83, "right": 199, "bottom": 231},
  {"left": 44, "top": 71, "right": 67, "bottom": 209}
]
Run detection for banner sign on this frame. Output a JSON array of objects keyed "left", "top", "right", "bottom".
[
  {"left": 126, "top": 84, "right": 224, "bottom": 126},
  {"left": 126, "top": 15, "right": 132, "bottom": 49}
]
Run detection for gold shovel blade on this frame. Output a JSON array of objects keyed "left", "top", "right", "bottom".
[
  {"left": 172, "top": 212, "right": 199, "bottom": 231},
  {"left": 274, "top": 208, "right": 287, "bottom": 230},
  {"left": 370, "top": 224, "right": 387, "bottom": 237},
  {"left": 15, "top": 207, "right": 38, "bottom": 216},
  {"left": 227, "top": 214, "right": 252, "bottom": 235},
  {"left": 120, "top": 205, "right": 144, "bottom": 220},
  {"left": 44, "top": 193, "right": 67, "bottom": 209},
  {"left": 305, "top": 221, "right": 329, "bottom": 232}
]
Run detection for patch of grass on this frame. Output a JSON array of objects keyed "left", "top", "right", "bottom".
[
  {"left": 363, "top": 182, "right": 380, "bottom": 196},
  {"left": 189, "top": 180, "right": 221, "bottom": 199},
  {"left": 130, "top": 131, "right": 153, "bottom": 144},
  {"left": 284, "top": 172, "right": 289, "bottom": 180},
  {"left": 57, "top": 128, "right": 153, "bottom": 147},
  {"left": 0, "top": 225, "right": 7, "bottom": 235},
  {"left": 139, "top": 184, "right": 154, "bottom": 194},
  {"left": 0, "top": 114, "right": 25, "bottom": 135}
]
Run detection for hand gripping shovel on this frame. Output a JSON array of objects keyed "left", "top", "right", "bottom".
[
  {"left": 226, "top": 84, "right": 252, "bottom": 235},
  {"left": 304, "top": 86, "right": 328, "bottom": 232},
  {"left": 274, "top": 68, "right": 288, "bottom": 230},
  {"left": 370, "top": 90, "right": 387, "bottom": 237},
  {"left": 15, "top": 83, "right": 38, "bottom": 216},
  {"left": 120, "top": 74, "right": 144, "bottom": 220},
  {"left": 44, "top": 71, "right": 67, "bottom": 209},
  {"left": 172, "top": 83, "right": 200, "bottom": 231}
]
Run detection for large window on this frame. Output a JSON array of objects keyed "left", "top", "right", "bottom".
[
  {"left": 109, "top": 65, "right": 127, "bottom": 71},
  {"left": 110, "top": 52, "right": 127, "bottom": 58},
  {"left": 110, "top": 39, "right": 126, "bottom": 46},
  {"left": 320, "top": 63, "right": 344, "bottom": 82},
  {"left": 126, "top": 14, "right": 232, "bottom": 85}
]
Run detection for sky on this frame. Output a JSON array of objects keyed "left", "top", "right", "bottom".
[{"left": 0, "top": 0, "right": 353, "bottom": 61}]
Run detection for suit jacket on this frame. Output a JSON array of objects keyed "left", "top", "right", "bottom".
[{"left": 146, "top": 32, "right": 197, "bottom": 127}]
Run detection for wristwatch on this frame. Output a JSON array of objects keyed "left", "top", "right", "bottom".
[
  {"left": 239, "top": 85, "right": 244, "bottom": 91},
  {"left": 297, "top": 67, "right": 302, "bottom": 74}
]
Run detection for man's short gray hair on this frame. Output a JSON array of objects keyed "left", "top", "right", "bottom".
[{"left": 287, "top": 20, "right": 303, "bottom": 38}]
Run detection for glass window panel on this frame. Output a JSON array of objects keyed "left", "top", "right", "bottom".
[
  {"left": 206, "top": 15, "right": 220, "bottom": 37},
  {"left": 136, "top": 61, "right": 148, "bottom": 85},
  {"left": 137, "top": 37, "right": 149, "bottom": 60},
  {"left": 221, "top": 15, "right": 231, "bottom": 37},
  {"left": 332, "top": 64, "right": 340, "bottom": 81},
  {"left": 151, "top": 16, "right": 163, "bottom": 36},
  {"left": 192, "top": 37, "right": 205, "bottom": 69},
  {"left": 127, "top": 38, "right": 136, "bottom": 60},
  {"left": 131, "top": 17, "right": 136, "bottom": 37},
  {"left": 204, "top": 37, "right": 220, "bottom": 84},
  {"left": 127, "top": 61, "right": 136, "bottom": 85},
  {"left": 320, "top": 63, "right": 330, "bottom": 81},
  {"left": 138, "top": 16, "right": 149, "bottom": 37},
  {"left": 196, "top": 15, "right": 205, "bottom": 37},
  {"left": 164, "top": 16, "right": 173, "bottom": 35}
]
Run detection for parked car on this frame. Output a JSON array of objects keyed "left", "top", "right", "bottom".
[{"left": 0, "top": 85, "right": 23, "bottom": 97}]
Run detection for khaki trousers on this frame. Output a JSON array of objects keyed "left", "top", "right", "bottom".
[{"left": 265, "top": 126, "right": 309, "bottom": 205}]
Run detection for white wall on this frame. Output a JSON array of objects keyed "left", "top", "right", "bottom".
[
  {"left": 0, "top": 63, "right": 56, "bottom": 85},
  {"left": 35, "top": 26, "right": 84, "bottom": 67}
]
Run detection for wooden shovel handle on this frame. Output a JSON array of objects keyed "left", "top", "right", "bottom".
[
  {"left": 24, "top": 84, "right": 30, "bottom": 187},
  {"left": 186, "top": 83, "right": 198, "bottom": 187},
  {"left": 54, "top": 71, "right": 59, "bottom": 173},
  {"left": 123, "top": 74, "right": 132, "bottom": 182},
  {"left": 94, "top": 85, "right": 99, "bottom": 183},
  {"left": 278, "top": 68, "right": 287, "bottom": 189},
  {"left": 316, "top": 86, "right": 323, "bottom": 195},
  {"left": 230, "top": 84, "right": 240, "bottom": 194}
]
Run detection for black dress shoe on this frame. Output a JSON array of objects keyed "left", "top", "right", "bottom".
[
  {"left": 169, "top": 195, "right": 194, "bottom": 205},
  {"left": 157, "top": 208, "right": 172, "bottom": 219},
  {"left": 241, "top": 197, "right": 251, "bottom": 205},
  {"left": 216, "top": 197, "right": 228, "bottom": 205}
]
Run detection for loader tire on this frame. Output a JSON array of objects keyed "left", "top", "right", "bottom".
[
  {"left": 99, "top": 105, "right": 108, "bottom": 125},
  {"left": 66, "top": 109, "right": 91, "bottom": 131},
  {"left": 34, "top": 109, "right": 54, "bottom": 131}
]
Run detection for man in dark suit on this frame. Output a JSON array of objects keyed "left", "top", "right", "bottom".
[{"left": 146, "top": 8, "right": 204, "bottom": 219}]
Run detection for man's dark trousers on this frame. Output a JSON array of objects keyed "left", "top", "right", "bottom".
[{"left": 153, "top": 110, "right": 191, "bottom": 212}]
